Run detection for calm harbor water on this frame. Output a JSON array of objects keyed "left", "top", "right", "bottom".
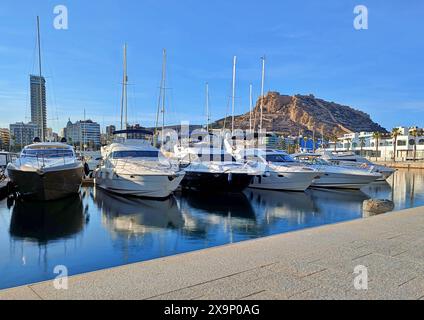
[{"left": 0, "top": 169, "right": 423, "bottom": 290}]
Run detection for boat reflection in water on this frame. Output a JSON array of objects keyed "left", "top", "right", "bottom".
[
  {"left": 10, "top": 195, "right": 85, "bottom": 244},
  {"left": 245, "top": 187, "right": 370, "bottom": 233},
  {"left": 177, "top": 191, "right": 257, "bottom": 241},
  {"left": 94, "top": 189, "right": 184, "bottom": 237},
  {"left": 180, "top": 191, "right": 255, "bottom": 218},
  {"left": 362, "top": 181, "right": 392, "bottom": 200},
  {"left": 308, "top": 188, "right": 370, "bottom": 221},
  {"left": 246, "top": 189, "right": 319, "bottom": 234},
  {"left": 246, "top": 189, "right": 315, "bottom": 218}
]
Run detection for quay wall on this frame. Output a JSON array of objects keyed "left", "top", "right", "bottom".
[{"left": 375, "top": 161, "right": 424, "bottom": 170}]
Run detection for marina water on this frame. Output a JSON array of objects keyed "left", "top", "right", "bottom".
[{"left": 0, "top": 169, "right": 423, "bottom": 290}]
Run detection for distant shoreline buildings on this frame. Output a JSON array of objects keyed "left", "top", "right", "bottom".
[
  {"left": 64, "top": 119, "right": 101, "bottom": 151},
  {"left": 326, "top": 126, "right": 424, "bottom": 161}
]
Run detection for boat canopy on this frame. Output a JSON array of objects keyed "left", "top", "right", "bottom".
[{"left": 113, "top": 129, "right": 154, "bottom": 136}]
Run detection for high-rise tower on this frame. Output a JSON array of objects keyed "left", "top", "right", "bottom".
[{"left": 30, "top": 75, "right": 47, "bottom": 140}]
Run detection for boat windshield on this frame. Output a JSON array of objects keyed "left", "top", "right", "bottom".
[
  {"left": 111, "top": 150, "right": 159, "bottom": 159},
  {"left": 197, "top": 153, "right": 236, "bottom": 162},
  {"left": 311, "top": 158, "right": 331, "bottom": 165},
  {"left": 295, "top": 156, "right": 330, "bottom": 165},
  {"left": 266, "top": 154, "right": 295, "bottom": 163},
  {"left": 22, "top": 149, "right": 74, "bottom": 158}
]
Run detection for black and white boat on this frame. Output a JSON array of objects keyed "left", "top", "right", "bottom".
[
  {"left": 6, "top": 142, "right": 84, "bottom": 201},
  {"left": 174, "top": 145, "right": 258, "bottom": 192}
]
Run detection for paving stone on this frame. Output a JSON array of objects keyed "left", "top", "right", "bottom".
[
  {"left": 0, "top": 286, "right": 41, "bottom": 300},
  {"left": 252, "top": 273, "right": 318, "bottom": 298},
  {"left": 289, "top": 286, "right": 358, "bottom": 300},
  {"left": 302, "top": 268, "right": 354, "bottom": 291},
  {"left": 240, "top": 290, "right": 287, "bottom": 300}
]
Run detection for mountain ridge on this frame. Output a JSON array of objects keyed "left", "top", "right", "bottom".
[{"left": 212, "top": 91, "right": 386, "bottom": 137}]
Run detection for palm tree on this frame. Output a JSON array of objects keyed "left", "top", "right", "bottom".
[
  {"left": 373, "top": 132, "right": 381, "bottom": 161},
  {"left": 409, "top": 128, "right": 418, "bottom": 162},
  {"left": 346, "top": 138, "right": 352, "bottom": 151},
  {"left": 331, "top": 135, "right": 338, "bottom": 152},
  {"left": 391, "top": 128, "right": 401, "bottom": 162},
  {"left": 303, "top": 136, "right": 308, "bottom": 150},
  {"left": 359, "top": 137, "right": 366, "bottom": 156}
]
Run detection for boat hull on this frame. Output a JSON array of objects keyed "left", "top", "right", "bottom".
[
  {"left": 248, "top": 171, "right": 317, "bottom": 192},
  {"left": 95, "top": 172, "right": 184, "bottom": 199},
  {"left": 7, "top": 166, "right": 84, "bottom": 201},
  {"left": 311, "top": 172, "right": 379, "bottom": 190},
  {"left": 181, "top": 172, "right": 252, "bottom": 193}
]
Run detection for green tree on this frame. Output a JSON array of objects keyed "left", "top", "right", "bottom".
[
  {"left": 346, "top": 138, "right": 352, "bottom": 151},
  {"left": 409, "top": 128, "right": 418, "bottom": 162},
  {"left": 391, "top": 128, "right": 401, "bottom": 162},
  {"left": 331, "top": 134, "right": 338, "bottom": 152},
  {"left": 359, "top": 137, "right": 366, "bottom": 156},
  {"left": 373, "top": 132, "right": 381, "bottom": 161}
]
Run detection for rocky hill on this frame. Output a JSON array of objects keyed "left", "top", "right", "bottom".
[{"left": 212, "top": 92, "right": 386, "bottom": 137}]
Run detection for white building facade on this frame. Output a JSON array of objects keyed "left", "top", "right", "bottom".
[
  {"left": 65, "top": 119, "right": 101, "bottom": 150},
  {"left": 326, "top": 127, "right": 424, "bottom": 161}
]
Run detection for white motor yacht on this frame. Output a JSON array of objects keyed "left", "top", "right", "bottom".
[
  {"left": 320, "top": 151, "right": 395, "bottom": 181},
  {"left": 293, "top": 153, "right": 383, "bottom": 189},
  {"left": 235, "top": 149, "right": 320, "bottom": 192},
  {"left": 7, "top": 141, "right": 84, "bottom": 201},
  {"left": 95, "top": 134, "right": 185, "bottom": 198}
]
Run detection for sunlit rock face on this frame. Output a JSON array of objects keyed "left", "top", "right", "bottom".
[{"left": 213, "top": 92, "right": 387, "bottom": 136}]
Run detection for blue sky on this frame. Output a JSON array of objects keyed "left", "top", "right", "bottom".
[{"left": 0, "top": 0, "right": 423, "bottom": 133}]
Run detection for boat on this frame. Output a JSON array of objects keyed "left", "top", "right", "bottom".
[
  {"left": 95, "top": 132, "right": 185, "bottom": 198},
  {"left": 174, "top": 145, "right": 257, "bottom": 192},
  {"left": 6, "top": 141, "right": 84, "bottom": 200},
  {"left": 234, "top": 149, "right": 320, "bottom": 192},
  {"left": 94, "top": 45, "right": 184, "bottom": 198},
  {"left": 293, "top": 153, "right": 382, "bottom": 189},
  {"left": 321, "top": 151, "right": 395, "bottom": 181}
]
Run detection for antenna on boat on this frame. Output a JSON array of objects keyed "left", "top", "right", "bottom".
[
  {"left": 231, "top": 56, "right": 237, "bottom": 134},
  {"left": 259, "top": 56, "right": 265, "bottom": 133},
  {"left": 160, "top": 49, "right": 167, "bottom": 148},
  {"left": 120, "top": 43, "right": 128, "bottom": 137},
  {"left": 36, "top": 16, "right": 45, "bottom": 142},
  {"left": 206, "top": 82, "right": 210, "bottom": 133},
  {"left": 249, "top": 84, "right": 253, "bottom": 132}
]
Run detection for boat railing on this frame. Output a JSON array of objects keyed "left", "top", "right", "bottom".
[
  {"left": 18, "top": 152, "right": 75, "bottom": 168},
  {"left": 112, "top": 156, "right": 176, "bottom": 174}
]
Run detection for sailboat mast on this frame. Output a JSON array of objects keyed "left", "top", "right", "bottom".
[
  {"left": 120, "top": 44, "right": 128, "bottom": 131},
  {"left": 83, "top": 108, "right": 86, "bottom": 152},
  {"left": 231, "top": 56, "right": 237, "bottom": 133},
  {"left": 36, "top": 16, "right": 44, "bottom": 142},
  {"left": 124, "top": 44, "right": 128, "bottom": 133},
  {"left": 161, "top": 49, "right": 167, "bottom": 147},
  {"left": 249, "top": 84, "right": 253, "bottom": 132},
  {"left": 259, "top": 56, "right": 265, "bottom": 132},
  {"left": 206, "top": 82, "right": 209, "bottom": 132}
]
